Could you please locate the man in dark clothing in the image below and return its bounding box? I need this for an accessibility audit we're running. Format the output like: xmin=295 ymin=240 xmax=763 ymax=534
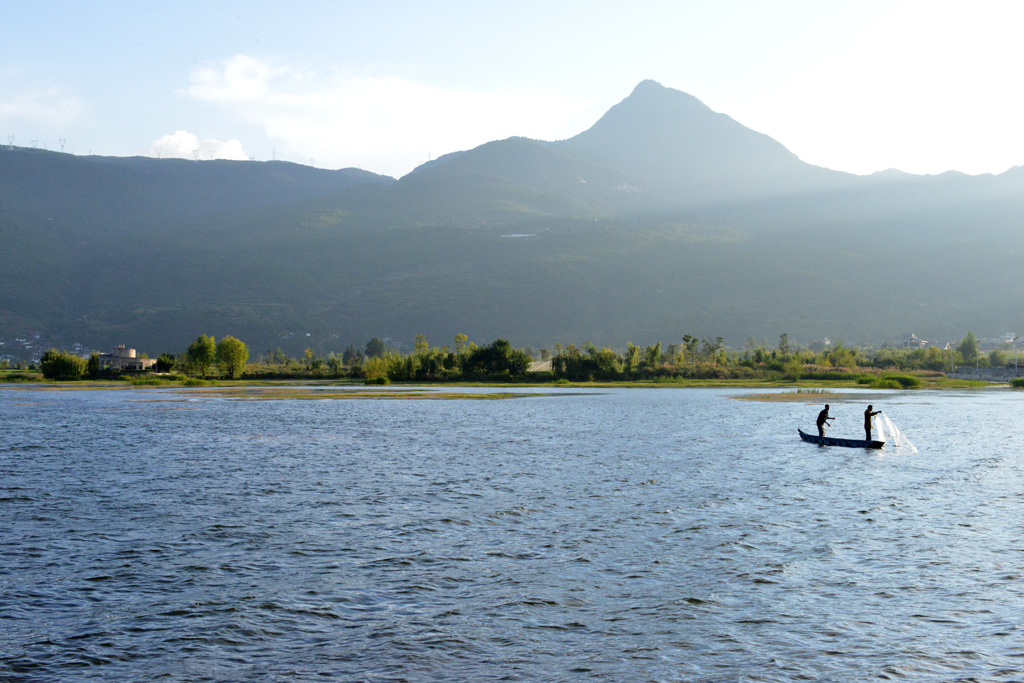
xmin=864 ymin=405 xmax=881 ymax=442
xmin=816 ymin=404 xmax=834 ymax=443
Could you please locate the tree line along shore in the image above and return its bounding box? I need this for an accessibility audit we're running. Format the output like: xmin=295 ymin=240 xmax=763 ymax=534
xmin=3 ymin=331 xmax=1022 ymax=389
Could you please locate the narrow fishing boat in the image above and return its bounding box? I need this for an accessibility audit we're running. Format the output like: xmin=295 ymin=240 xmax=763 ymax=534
xmin=798 ymin=429 xmax=885 ymax=449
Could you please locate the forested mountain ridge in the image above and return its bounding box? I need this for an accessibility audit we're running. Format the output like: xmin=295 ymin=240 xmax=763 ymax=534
xmin=1 ymin=150 xmax=393 ymax=228
xmin=2 ymin=80 xmax=1023 ymax=358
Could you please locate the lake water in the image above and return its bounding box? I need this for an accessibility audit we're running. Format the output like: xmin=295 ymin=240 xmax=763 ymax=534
xmin=2 ymin=385 xmax=1024 ymax=681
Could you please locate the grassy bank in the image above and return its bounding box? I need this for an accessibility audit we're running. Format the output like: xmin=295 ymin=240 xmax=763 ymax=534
xmin=0 ymin=369 xmax=1001 ymax=392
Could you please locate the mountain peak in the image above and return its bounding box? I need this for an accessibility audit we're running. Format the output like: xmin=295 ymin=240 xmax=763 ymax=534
xmin=624 ymin=79 xmax=710 ymax=111
xmin=568 ymin=81 xmax=728 ymax=149
xmin=558 ymin=81 xmax=832 ymax=205
xmin=631 ymin=79 xmax=666 ymax=94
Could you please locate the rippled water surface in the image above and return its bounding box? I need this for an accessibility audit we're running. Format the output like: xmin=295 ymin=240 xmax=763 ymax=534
xmin=3 ymin=385 xmax=1024 ymax=681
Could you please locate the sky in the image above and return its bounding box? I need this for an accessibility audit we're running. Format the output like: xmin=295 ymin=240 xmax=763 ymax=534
xmin=3 ymin=0 xmax=1024 ymax=179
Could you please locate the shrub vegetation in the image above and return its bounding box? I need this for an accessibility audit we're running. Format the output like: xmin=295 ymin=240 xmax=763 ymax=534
xmin=25 ymin=330 xmax=993 ymax=386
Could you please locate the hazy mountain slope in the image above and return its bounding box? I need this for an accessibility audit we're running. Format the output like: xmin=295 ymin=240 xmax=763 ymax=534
xmin=0 ymin=148 xmax=393 ymax=231
xmin=0 ymin=147 xmax=394 ymax=345
xmin=691 ymin=165 xmax=1024 ymax=246
xmin=402 ymin=80 xmax=860 ymax=217
xmin=399 ymin=136 xmax=650 ymax=217
xmin=556 ymin=80 xmax=854 ymax=207
xmin=32 ymin=214 xmax=1022 ymax=355
xmin=3 ymin=81 xmax=1024 ymax=358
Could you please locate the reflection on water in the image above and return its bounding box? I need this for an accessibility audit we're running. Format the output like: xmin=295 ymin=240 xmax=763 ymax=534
xmin=2 ymin=386 xmax=1023 ymax=681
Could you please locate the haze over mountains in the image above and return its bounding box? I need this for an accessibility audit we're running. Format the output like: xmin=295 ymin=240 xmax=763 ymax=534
xmin=2 ymin=80 xmax=1022 ymax=357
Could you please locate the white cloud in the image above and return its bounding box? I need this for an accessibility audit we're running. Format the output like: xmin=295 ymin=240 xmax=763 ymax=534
xmin=182 ymin=55 xmax=593 ymax=177
xmin=187 ymin=55 xmax=283 ymax=103
xmin=0 ymin=88 xmax=83 ymax=125
xmin=149 ymin=130 xmax=249 ymax=161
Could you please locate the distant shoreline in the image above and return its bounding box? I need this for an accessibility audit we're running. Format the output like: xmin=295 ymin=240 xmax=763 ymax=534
xmin=1 ymin=373 xmax=1006 ymax=392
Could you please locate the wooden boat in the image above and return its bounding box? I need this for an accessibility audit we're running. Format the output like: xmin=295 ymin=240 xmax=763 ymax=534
xmin=798 ymin=428 xmax=885 ymax=449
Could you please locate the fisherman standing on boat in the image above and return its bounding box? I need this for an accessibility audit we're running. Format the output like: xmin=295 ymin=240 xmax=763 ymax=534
xmin=816 ymin=404 xmax=834 ymax=441
xmin=864 ymin=405 xmax=881 ymax=442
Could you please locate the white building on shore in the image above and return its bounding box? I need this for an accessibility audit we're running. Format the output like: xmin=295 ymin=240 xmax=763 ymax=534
xmin=902 ymin=334 xmax=927 ymax=348
xmin=99 ymin=345 xmax=157 ymax=372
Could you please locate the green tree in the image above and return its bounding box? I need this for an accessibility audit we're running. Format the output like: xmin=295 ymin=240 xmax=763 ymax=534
xmin=40 ymin=348 xmax=88 ymax=380
xmin=682 ymin=335 xmax=699 ymax=366
xmin=463 ymin=339 xmax=530 ymax=378
xmin=824 ymin=342 xmax=859 ymax=369
xmin=326 ymin=352 xmax=345 ymax=375
xmin=414 ymin=334 xmax=429 ymax=355
xmin=342 ymin=345 xmax=363 ymax=366
xmin=642 ymin=342 xmax=662 ymax=371
xmin=958 ymin=331 xmax=978 ymax=363
xmin=187 ymin=334 xmax=216 ymax=378
xmin=156 ymin=353 xmax=176 ymax=373
xmin=551 ymin=344 xmax=580 ymax=379
xmin=362 ymin=355 xmax=391 ymax=382
xmin=778 ymin=333 xmax=791 ymax=360
xmin=590 ymin=346 xmax=623 ymax=378
xmin=268 ymin=348 xmax=290 ymax=365
xmin=624 ymin=342 xmax=641 ymax=374
xmin=215 ymin=336 xmax=249 ymax=379
xmin=87 ymin=353 xmax=101 ymax=378
xmin=752 ymin=346 xmax=770 ymax=364
xmin=300 ymin=348 xmax=324 ymax=374
xmin=702 ymin=336 xmax=724 ymax=363
xmin=365 ymin=337 xmax=386 ymax=358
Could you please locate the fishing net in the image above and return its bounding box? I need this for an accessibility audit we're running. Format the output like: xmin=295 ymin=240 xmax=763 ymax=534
xmin=875 ymin=413 xmax=917 ymax=452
